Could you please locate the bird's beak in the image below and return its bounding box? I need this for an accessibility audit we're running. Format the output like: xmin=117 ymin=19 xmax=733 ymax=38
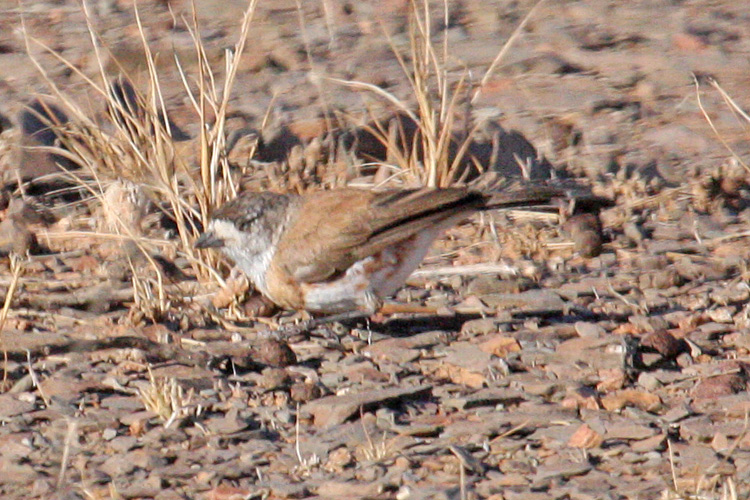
xmin=195 ymin=231 xmax=224 ymax=249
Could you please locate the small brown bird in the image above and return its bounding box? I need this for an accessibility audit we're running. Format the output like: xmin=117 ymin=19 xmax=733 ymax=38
xmin=196 ymin=185 xmax=605 ymax=315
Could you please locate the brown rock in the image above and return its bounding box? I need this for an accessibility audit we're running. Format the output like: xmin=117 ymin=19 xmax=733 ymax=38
xmin=478 ymin=335 xmax=521 ymax=357
xmin=561 ymin=385 xmax=600 ymax=410
xmin=324 ymin=446 xmax=354 ymax=473
xmin=290 ymin=381 xmax=323 ymax=403
xmin=316 ymin=481 xmax=383 ymax=498
xmin=597 ymin=368 xmax=627 ymax=392
xmin=638 ymin=269 xmax=683 ymax=290
xmin=482 ymin=289 xmax=565 ymax=314
xmin=568 ymin=423 xmax=603 ymax=449
xmin=575 ymin=321 xmax=605 ymax=338
xmin=204 ymin=407 xmax=251 ymax=435
xmin=288 ymin=117 xmax=329 ymax=141
xmin=461 ymin=318 xmax=499 ymax=335
xmin=631 ymin=434 xmax=666 ymax=453
xmin=564 ymin=212 xmax=604 ymax=257
xmin=600 ymin=390 xmax=661 ymax=413
xmin=693 ymin=374 xmax=747 ymax=400
xmin=438 ymin=342 xmax=493 ymax=388
xmin=253 ymin=339 xmax=297 ymax=367
xmin=208 ymin=485 xmax=254 ymax=500
xmin=532 ymin=460 xmax=593 ymax=488
xmin=303 ymin=385 xmax=432 ymax=428
xmin=641 ymin=330 xmax=685 ymax=359
xmin=363 ymin=331 xmax=445 ymax=363
xmin=604 ymin=423 xmax=656 ymax=441
xmin=260 ymin=367 xmax=291 ymax=389
xmin=467 ymin=275 xmax=525 ymax=295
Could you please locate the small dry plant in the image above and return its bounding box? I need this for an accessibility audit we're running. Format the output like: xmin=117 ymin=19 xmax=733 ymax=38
xmin=331 ymin=0 xmax=547 ymax=188
xmin=137 ymin=367 xmax=192 ymax=427
xmin=357 ymin=428 xmax=394 ymax=463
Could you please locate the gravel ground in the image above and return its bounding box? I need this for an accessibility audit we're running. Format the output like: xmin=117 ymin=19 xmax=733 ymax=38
xmin=1 ymin=1 xmax=750 ymax=499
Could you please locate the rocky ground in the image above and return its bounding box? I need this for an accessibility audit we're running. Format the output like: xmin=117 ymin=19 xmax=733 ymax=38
xmin=1 ymin=0 xmax=750 ymax=499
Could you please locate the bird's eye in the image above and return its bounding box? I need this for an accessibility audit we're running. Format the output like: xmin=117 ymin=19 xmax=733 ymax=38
xmin=242 ymin=213 xmax=258 ymax=227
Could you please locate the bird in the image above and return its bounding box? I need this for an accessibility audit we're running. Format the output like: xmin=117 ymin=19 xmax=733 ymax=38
xmin=195 ymin=184 xmax=608 ymax=315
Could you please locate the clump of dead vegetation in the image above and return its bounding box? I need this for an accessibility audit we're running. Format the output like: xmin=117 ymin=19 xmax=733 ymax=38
xmin=329 ymin=0 xmax=548 ymax=188
xmin=20 ymin=0 xmax=262 ymax=273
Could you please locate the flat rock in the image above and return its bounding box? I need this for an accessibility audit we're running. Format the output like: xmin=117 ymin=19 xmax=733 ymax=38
xmin=303 ymin=385 xmax=432 ymax=428
xmin=481 ymin=289 xmax=566 ymax=315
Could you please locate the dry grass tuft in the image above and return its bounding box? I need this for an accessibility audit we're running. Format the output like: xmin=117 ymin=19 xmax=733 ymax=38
xmin=138 ymin=367 xmax=192 ymax=426
xmin=330 ymin=0 xmax=547 ymax=188
xmin=19 ymin=0 xmax=260 ymax=282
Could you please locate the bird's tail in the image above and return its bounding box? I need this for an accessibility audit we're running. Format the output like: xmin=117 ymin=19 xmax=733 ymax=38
xmin=476 ymin=176 xmax=613 ymax=214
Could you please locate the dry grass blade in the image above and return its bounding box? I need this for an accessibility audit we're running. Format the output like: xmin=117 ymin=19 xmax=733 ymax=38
xmin=694 ymin=76 xmax=750 ymax=173
xmin=471 ymin=0 xmax=548 ymax=104
xmin=0 ymin=255 xmax=24 ymax=392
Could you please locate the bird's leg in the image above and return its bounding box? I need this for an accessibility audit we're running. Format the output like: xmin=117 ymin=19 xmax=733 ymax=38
xmin=262 ymin=310 xmax=370 ymax=340
xmin=256 ymin=293 xmax=382 ymax=339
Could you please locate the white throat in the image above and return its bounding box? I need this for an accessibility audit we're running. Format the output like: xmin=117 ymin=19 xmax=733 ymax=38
xmin=210 ymin=219 xmax=276 ymax=295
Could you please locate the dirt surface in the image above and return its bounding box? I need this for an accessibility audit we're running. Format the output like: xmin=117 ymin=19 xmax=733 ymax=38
xmin=2 ymin=0 xmax=750 ymax=499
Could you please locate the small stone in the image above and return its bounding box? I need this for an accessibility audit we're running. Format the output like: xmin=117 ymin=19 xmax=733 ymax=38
xmin=564 ymin=212 xmax=604 ymax=257
xmin=568 ymin=423 xmax=603 ymax=449
xmin=672 ymin=32 xmax=708 ymax=52
xmin=637 ymin=372 xmax=662 ymax=391
xmin=207 ymin=485 xmax=254 ymax=500
xmin=631 ymin=434 xmax=666 ymax=453
xmin=482 ymin=289 xmax=565 ymax=314
xmin=693 ymin=374 xmax=746 ymax=400
xmin=290 ymin=381 xmax=323 ymax=403
xmin=253 ymin=339 xmax=297 ymax=367
xmin=662 ymin=404 xmax=694 ymax=423
xmin=623 ymin=221 xmax=647 ymax=247
xmin=461 ymin=318 xmax=499 ymax=335
xmin=478 ymin=335 xmax=521 ymax=357
xmin=641 ymin=330 xmax=685 ymax=359
xmin=601 ymin=390 xmax=661 ymax=413
xmin=638 ymin=269 xmax=683 ymax=290
xmin=324 ymin=446 xmax=353 ymax=472
xmin=575 ymin=321 xmax=605 ymax=338
xmin=467 ymin=275 xmax=525 ymax=295
xmin=259 ymin=367 xmax=290 ymax=390
xmin=597 ymin=368 xmax=627 ymax=392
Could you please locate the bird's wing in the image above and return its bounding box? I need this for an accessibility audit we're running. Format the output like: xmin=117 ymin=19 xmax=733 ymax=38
xmin=274 ymin=187 xmax=483 ymax=284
